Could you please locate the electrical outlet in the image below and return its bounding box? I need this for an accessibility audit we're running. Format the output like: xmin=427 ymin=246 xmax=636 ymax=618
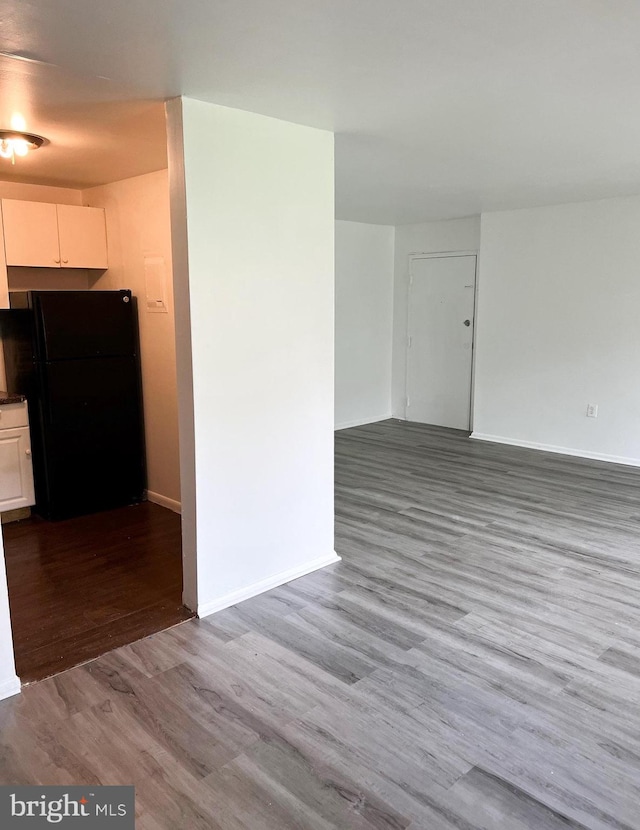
xmin=586 ymin=404 xmax=598 ymax=418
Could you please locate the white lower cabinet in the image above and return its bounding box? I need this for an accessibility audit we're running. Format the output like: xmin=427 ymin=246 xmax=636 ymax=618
xmin=0 ymin=403 xmax=35 ymax=512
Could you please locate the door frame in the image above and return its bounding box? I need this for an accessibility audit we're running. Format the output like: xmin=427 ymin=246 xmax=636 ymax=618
xmin=405 ymin=250 xmax=479 ymax=431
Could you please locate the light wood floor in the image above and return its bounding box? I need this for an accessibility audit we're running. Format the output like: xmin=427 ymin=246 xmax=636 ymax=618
xmin=2 ymin=419 xmax=640 ymax=828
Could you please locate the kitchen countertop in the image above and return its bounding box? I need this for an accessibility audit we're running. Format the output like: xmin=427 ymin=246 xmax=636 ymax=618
xmin=0 ymin=392 xmax=26 ymax=405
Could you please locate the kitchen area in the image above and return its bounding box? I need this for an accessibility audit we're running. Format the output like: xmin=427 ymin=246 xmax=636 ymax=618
xmin=0 ymin=63 xmax=190 ymax=684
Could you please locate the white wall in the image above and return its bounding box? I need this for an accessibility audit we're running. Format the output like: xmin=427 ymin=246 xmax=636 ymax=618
xmin=170 ymin=97 xmax=337 ymax=617
xmin=392 ymin=217 xmax=480 ymax=416
xmin=0 ymin=181 xmax=82 ymax=205
xmin=83 ymin=170 xmax=181 ymax=509
xmin=166 ymin=99 xmax=197 ymax=608
xmin=335 ymin=220 xmax=394 ymax=429
xmin=0 ymin=532 xmax=19 ymax=700
xmin=473 ymin=195 xmax=640 ymax=464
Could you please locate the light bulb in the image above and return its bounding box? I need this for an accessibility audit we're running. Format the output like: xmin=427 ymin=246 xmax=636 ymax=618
xmin=0 ymin=130 xmax=46 ymax=163
xmin=12 ymin=139 xmax=29 ymax=156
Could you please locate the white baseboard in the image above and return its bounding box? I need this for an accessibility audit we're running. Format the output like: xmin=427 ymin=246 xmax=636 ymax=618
xmin=146 ymin=490 xmax=182 ymax=514
xmin=470 ymin=432 xmax=640 ymax=468
xmin=198 ymin=551 xmax=341 ymax=618
xmin=335 ymin=414 xmax=391 ymax=431
xmin=0 ymin=674 xmax=21 ymax=701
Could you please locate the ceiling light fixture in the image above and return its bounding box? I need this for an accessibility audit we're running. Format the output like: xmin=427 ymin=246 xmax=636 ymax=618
xmin=0 ymin=130 xmax=47 ymax=164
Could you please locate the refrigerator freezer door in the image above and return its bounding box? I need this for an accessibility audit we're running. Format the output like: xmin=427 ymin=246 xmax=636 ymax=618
xmin=32 ymin=291 xmax=136 ymax=361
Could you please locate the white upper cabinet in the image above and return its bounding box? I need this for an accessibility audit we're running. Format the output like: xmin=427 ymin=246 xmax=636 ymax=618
xmin=57 ymin=204 xmax=108 ymax=269
xmin=1 ymin=199 xmax=108 ymax=269
xmin=2 ymin=200 xmax=60 ymax=267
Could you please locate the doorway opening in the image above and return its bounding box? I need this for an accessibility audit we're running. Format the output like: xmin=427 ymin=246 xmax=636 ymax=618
xmin=405 ymin=253 xmax=477 ymax=431
xmin=0 ymin=58 xmax=194 ymax=684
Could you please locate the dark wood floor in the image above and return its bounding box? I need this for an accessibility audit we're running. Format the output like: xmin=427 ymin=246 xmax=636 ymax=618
xmin=3 ymin=501 xmax=193 ymax=682
xmin=2 ymin=419 xmax=640 ymax=828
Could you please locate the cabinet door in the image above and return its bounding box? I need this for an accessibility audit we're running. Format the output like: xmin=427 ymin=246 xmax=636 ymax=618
xmin=57 ymin=204 xmax=108 ymax=269
xmin=0 ymin=427 xmax=35 ymax=512
xmin=2 ymin=199 xmax=61 ymax=267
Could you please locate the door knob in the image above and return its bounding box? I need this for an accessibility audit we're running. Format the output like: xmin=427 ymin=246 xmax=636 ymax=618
xmin=25 ymin=449 xmax=31 ymax=457
xmin=463 ymin=319 xmax=471 ymax=327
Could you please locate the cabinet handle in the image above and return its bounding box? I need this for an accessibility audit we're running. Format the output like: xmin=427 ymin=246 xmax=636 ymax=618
xmin=62 ymin=259 xmax=69 ymax=264
xmin=25 ymin=449 xmax=31 ymax=457
xmin=54 ymin=258 xmax=60 ymax=264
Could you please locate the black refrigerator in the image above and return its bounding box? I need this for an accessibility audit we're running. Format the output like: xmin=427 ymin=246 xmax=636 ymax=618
xmin=0 ymin=290 xmax=145 ymax=520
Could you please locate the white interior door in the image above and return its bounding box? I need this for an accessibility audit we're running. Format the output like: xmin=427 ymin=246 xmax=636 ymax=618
xmin=406 ymin=255 xmax=476 ymax=430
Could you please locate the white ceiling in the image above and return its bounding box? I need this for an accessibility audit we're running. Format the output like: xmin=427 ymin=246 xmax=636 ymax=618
xmin=1 ymin=0 xmax=640 ymax=222
xmin=0 ymin=54 xmax=167 ymax=190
